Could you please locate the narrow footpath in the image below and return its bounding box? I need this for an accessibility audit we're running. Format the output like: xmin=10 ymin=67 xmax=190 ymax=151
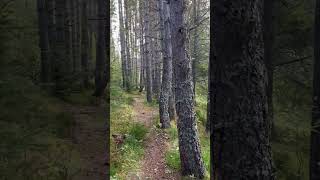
xmin=130 ymin=96 xmax=180 ymax=180
xmin=65 ymin=103 xmax=108 ymax=180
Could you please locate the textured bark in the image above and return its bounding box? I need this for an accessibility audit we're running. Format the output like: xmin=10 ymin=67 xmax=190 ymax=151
xmin=144 ymin=0 xmax=153 ymax=102
xmin=37 ymin=0 xmax=50 ymax=84
xmin=168 ymin=86 xmax=176 ymax=120
xmin=159 ymin=0 xmax=172 ymax=129
xmin=139 ymin=0 xmax=145 ymax=92
xmin=154 ymin=32 xmax=162 ymax=99
xmin=151 ymin=37 xmax=160 ymax=98
xmin=310 ymin=0 xmax=320 ymax=179
xmin=134 ymin=7 xmax=139 ymax=89
xmin=71 ymin=0 xmax=77 ymax=74
xmin=93 ymin=0 xmax=108 ymax=97
xmin=118 ymin=0 xmax=127 ymax=89
xmin=210 ymin=1 xmax=275 ymax=179
xmin=47 ymin=0 xmax=55 ymax=82
xmin=65 ymin=0 xmax=73 ymax=77
xmin=170 ymin=0 xmax=205 ymax=178
xmin=54 ymin=0 xmax=68 ymax=95
xmin=191 ymin=0 xmax=200 ymax=96
xmin=75 ymin=0 xmax=82 ymax=76
xmin=81 ymin=1 xmax=90 ymax=88
xmin=150 ymin=4 xmax=161 ymax=98
xmin=124 ymin=0 xmax=132 ymax=90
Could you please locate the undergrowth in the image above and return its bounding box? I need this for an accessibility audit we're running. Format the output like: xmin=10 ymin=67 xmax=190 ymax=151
xmin=0 ymin=76 xmax=82 ymax=180
xmin=163 ymin=84 xmax=210 ymax=179
xmin=110 ymin=84 xmax=148 ymax=179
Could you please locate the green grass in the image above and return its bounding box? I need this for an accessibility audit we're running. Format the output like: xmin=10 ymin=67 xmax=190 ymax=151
xmin=63 ymin=90 xmax=96 ymax=105
xmin=110 ymin=123 xmax=148 ymax=179
xmin=165 ymin=148 xmax=181 ymax=170
xmin=158 ymin=84 xmax=210 ymax=179
xmin=0 ymin=76 xmax=82 ymax=180
xmin=271 ymin=72 xmax=311 ymax=180
xmin=143 ymin=98 xmax=159 ymax=108
xmin=164 ymin=121 xmax=210 ymax=179
xmin=129 ymin=123 xmax=148 ymax=141
xmin=110 ymin=83 xmax=149 ymax=179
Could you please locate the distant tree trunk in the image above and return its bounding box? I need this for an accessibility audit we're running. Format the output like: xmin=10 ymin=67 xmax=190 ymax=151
xmin=65 ymin=0 xmax=73 ymax=79
xmin=124 ymin=0 xmax=132 ymax=90
xmin=54 ymin=0 xmax=68 ymax=95
xmin=47 ymin=0 xmax=55 ymax=83
xmin=93 ymin=0 xmax=108 ymax=97
xmin=71 ymin=0 xmax=77 ymax=74
xmin=154 ymin=32 xmax=162 ymax=99
xmin=139 ymin=57 xmax=145 ymax=92
xmin=310 ymin=0 xmax=320 ymax=179
xmin=151 ymin=37 xmax=160 ymax=98
xmin=75 ymin=0 xmax=82 ymax=78
xmin=170 ymin=0 xmax=205 ymax=178
xmin=159 ymin=0 xmax=172 ymax=129
xmin=210 ymin=1 xmax=275 ymax=179
xmin=37 ymin=0 xmax=50 ymax=84
xmin=150 ymin=1 xmax=162 ymax=99
xmin=191 ymin=0 xmax=200 ymax=97
xmin=139 ymin=1 xmax=145 ymax=92
xmin=134 ymin=8 xmax=139 ymax=89
xmin=81 ymin=1 xmax=90 ymax=88
xmin=144 ymin=0 xmax=152 ymax=102
xmin=118 ymin=0 xmax=127 ymax=89
xmin=168 ymin=86 xmax=176 ymax=120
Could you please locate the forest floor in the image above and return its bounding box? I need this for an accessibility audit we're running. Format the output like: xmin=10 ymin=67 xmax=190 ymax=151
xmin=64 ymin=101 xmax=108 ymax=180
xmin=130 ymin=96 xmax=180 ymax=179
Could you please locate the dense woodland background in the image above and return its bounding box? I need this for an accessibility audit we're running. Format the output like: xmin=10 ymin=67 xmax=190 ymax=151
xmin=0 ymin=0 xmax=318 ymax=179
xmin=0 ymin=0 xmax=109 ymax=179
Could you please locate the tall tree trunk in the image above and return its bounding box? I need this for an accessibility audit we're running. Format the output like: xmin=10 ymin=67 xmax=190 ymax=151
xmin=124 ymin=0 xmax=132 ymax=90
xmin=93 ymin=0 xmax=108 ymax=97
xmin=135 ymin=5 xmax=139 ymax=89
xmin=54 ymin=0 xmax=68 ymax=95
xmin=47 ymin=0 xmax=55 ymax=83
xmin=139 ymin=0 xmax=145 ymax=92
xmin=310 ymin=0 xmax=320 ymax=179
xmin=159 ymin=0 xmax=172 ymax=129
xmin=170 ymin=0 xmax=205 ymax=178
xmin=154 ymin=31 xmax=162 ymax=99
xmin=191 ymin=0 xmax=200 ymax=97
xmin=81 ymin=1 xmax=90 ymax=88
xmin=75 ymin=0 xmax=82 ymax=77
xmin=210 ymin=1 xmax=275 ymax=179
xmin=145 ymin=0 xmax=152 ymax=102
xmin=37 ymin=0 xmax=50 ymax=84
xmin=65 ymin=0 xmax=73 ymax=80
xmin=118 ymin=0 xmax=127 ymax=89
xmin=71 ymin=0 xmax=76 ymax=74
xmin=168 ymin=86 xmax=176 ymax=120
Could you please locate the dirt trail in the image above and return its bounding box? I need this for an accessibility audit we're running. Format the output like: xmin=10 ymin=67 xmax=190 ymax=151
xmin=65 ymin=103 xmax=108 ymax=180
xmin=130 ymin=96 xmax=180 ymax=180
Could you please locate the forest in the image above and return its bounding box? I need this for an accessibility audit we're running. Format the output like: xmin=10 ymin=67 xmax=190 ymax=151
xmin=0 ymin=0 xmax=319 ymax=179
xmin=0 ymin=0 xmax=109 ymax=179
